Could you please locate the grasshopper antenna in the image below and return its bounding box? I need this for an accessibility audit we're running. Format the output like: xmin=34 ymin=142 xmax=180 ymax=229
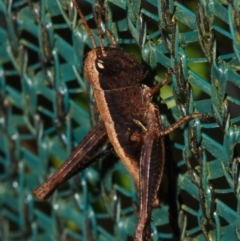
xmin=103 ymin=0 xmax=117 ymax=47
xmin=72 ymin=0 xmax=97 ymax=49
xmin=96 ymin=1 xmax=106 ymax=55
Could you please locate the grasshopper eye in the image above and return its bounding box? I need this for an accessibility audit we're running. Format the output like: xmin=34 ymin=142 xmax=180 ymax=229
xmin=95 ymin=58 xmax=122 ymax=77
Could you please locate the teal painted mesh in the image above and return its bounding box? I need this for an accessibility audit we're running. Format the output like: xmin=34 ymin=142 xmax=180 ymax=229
xmin=1 ymin=0 xmax=240 ymax=240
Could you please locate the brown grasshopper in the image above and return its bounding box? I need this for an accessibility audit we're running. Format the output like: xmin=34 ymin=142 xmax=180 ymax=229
xmin=34 ymin=0 xmax=203 ymax=240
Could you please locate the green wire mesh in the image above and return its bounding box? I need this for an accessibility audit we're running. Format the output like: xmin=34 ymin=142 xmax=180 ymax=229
xmin=1 ymin=0 xmax=240 ymax=240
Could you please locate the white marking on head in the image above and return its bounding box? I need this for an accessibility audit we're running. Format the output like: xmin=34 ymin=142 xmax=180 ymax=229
xmin=97 ymin=61 xmax=104 ymax=69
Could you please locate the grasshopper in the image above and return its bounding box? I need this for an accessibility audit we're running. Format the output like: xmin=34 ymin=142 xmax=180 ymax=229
xmin=34 ymin=1 xmax=203 ymax=240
